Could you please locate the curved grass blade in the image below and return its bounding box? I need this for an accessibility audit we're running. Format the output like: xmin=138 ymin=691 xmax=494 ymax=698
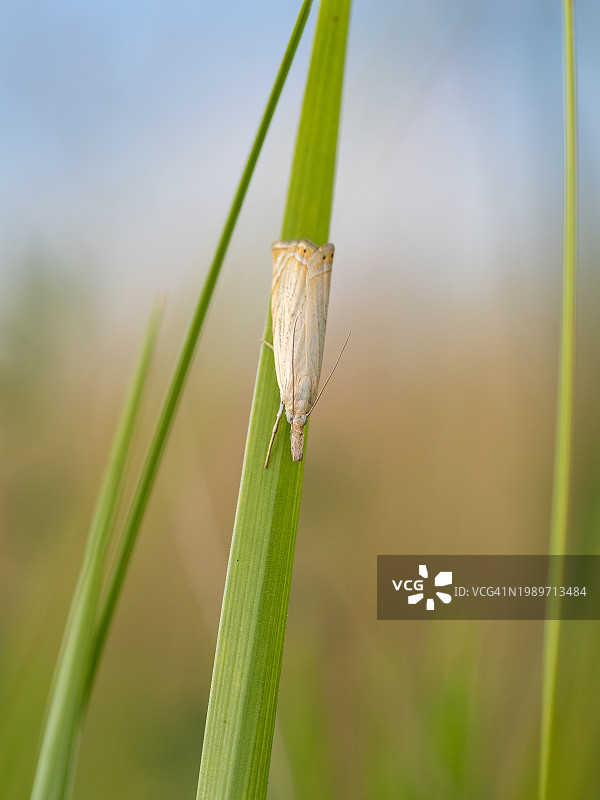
xmin=88 ymin=0 xmax=314 ymax=686
xmin=197 ymin=2 xmax=351 ymax=798
xmin=30 ymin=299 xmax=164 ymax=800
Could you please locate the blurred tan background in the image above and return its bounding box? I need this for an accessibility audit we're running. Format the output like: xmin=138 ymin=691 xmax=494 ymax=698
xmin=2 ymin=1 xmax=600 ymax=798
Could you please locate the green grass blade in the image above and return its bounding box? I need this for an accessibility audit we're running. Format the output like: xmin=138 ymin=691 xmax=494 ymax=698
xmin=196 ymin=2 xmax=351 ymax=798
xmin=88 ymin=0 xmax=314 ymax=684
xmin=538 ymin=2 xmax=577 ymax=799
xmin=29 ymin=299 xmax=164 ymax=800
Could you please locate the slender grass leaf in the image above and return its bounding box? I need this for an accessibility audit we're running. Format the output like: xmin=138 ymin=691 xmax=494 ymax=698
xmin=197 ymin=2 xmax=351 ymax=798
xmin=30 ymin=299 xmax=164 ymax=800
xmin=539 ymin=3 xmax=577 ymax=799
xmin=88 ymin=0 xmax=314 ymax=685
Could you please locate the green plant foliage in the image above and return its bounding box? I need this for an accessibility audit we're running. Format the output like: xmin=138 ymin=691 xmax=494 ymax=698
xmin=29 ymin=300 xmax=164 ymax=800
xmin=539 ymin=2 xmax=578 ymax=799
xmin=29 ymin=4 xmax=314 ymax=798
xmin=197 ymin=2 xmax=351 ymax=798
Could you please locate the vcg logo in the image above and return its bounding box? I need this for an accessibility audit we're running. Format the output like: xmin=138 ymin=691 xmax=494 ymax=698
xmin=392 ymin=564 xmax=453 ymax=611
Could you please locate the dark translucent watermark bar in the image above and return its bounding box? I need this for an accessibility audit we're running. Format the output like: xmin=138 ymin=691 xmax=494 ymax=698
xmin=377 ymin=556 xmax=600 ymax=620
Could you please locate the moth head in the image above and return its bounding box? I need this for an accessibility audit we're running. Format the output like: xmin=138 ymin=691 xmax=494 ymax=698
xmin=293 ymin=239 xmax=318 ymax=264
xmin=318 ymin=243 xmax=335 ymax=268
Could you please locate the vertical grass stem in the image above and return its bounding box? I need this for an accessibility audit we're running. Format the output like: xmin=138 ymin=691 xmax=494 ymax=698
xmin=538 ymin=3 xmax=577 ymax=798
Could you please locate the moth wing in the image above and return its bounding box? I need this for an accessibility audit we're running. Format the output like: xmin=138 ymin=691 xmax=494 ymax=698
xmin=270 ymin=240 xmax=317 ymax=407
xmin=305 ymin=242 xmax=334 ymax=398
xmin=271 ymin=240 xmax=314 ymax=326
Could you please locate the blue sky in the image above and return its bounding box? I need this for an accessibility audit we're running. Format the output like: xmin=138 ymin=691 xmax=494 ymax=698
xmin=1 ymin=1 xmax=598 ymax=329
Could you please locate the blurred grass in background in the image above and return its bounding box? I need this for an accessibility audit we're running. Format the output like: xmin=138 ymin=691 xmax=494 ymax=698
xmin=1 ymin=1 xmax=600 ymax=799
xmin=2 ymin=242 xmax=599 ymax=799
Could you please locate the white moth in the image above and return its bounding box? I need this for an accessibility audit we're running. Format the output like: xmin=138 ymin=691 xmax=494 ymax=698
xmin=264 ymin=238 xmax=334 ymax=467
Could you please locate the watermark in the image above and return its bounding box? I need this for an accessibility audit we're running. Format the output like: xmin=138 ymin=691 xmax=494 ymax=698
xmin=377 ymin=556 xmax=600 ymax=620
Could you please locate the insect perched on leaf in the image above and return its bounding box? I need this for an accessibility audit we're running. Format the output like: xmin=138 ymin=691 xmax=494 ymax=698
xmin=264 ymin=239 xmax=335 ymax=467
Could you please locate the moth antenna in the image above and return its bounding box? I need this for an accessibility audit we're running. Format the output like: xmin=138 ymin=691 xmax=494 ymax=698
xmin=307 ymin=330 xmax=351 ymax=417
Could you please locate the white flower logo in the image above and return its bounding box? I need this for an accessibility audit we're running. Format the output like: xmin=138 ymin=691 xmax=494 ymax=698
xmin=407 ymin=564 xmax=453 ymax=610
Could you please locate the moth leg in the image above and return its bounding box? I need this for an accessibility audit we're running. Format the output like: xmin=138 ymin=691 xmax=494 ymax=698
xmin=264 ymin=402 xmax=284 ymax=468
xmin=260 ymin=338 xmax=274 ymax=352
